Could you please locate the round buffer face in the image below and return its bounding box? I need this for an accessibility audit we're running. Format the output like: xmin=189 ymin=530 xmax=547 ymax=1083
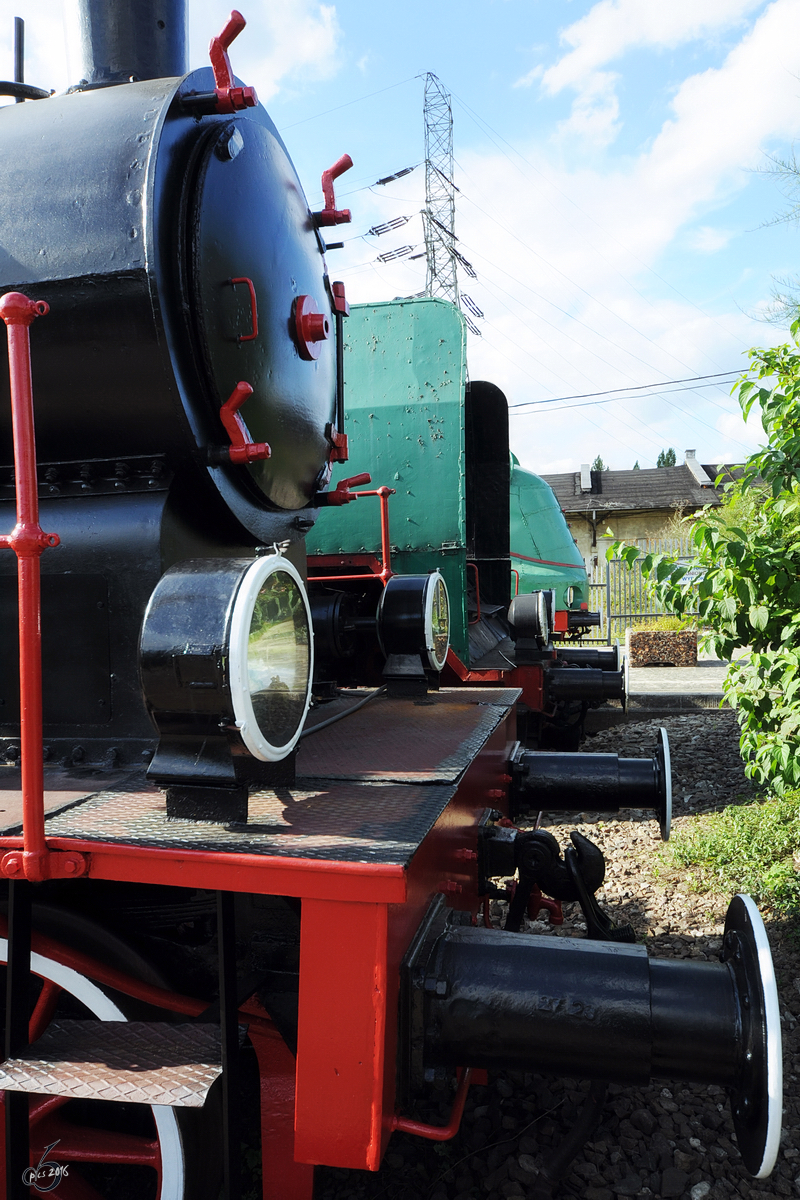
xmin=229 ymin=555 xmax=314 ymax=760
xmin=425 ymin=572 xmax=450 ymax=671
xmin=377 ymin=572 xmax=451 ymax=671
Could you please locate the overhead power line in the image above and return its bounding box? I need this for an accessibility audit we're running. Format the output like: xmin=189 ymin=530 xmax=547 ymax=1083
xmin=508 ymin=371 xmax=743 ymax=409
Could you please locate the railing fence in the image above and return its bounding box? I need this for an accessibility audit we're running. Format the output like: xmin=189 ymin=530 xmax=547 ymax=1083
xmin=581 ymin=537 xmax=698 ymax=645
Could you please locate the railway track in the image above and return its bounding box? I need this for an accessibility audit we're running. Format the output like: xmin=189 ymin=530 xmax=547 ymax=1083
xmin=317 ymin=713 xmax=799 ymax=1200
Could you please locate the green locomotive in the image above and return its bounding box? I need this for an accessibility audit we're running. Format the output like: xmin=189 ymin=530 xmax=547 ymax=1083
xmin=307 ymin=296 xmax=599 ymax=670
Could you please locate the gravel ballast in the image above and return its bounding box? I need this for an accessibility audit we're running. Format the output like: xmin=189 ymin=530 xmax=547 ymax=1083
xmin=317 ymin=713 xmax=799 ymax=1200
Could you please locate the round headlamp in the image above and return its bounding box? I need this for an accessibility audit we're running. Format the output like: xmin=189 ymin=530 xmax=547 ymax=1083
xmin=140 ymin=555 xmax=313 ymax=763
xmin=377 ymin=572 xmax=450 ymax=671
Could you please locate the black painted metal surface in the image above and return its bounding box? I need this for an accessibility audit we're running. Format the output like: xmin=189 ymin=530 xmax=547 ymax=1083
xmin=556 ymin=646 xmax=619 ymax=671
xmin=417 ymin=925 xmax=739 ymax=1086
xmin=546 ymin=666 xmax=625 ymax=701
xmin=0 ymin=68 xmax=333 ymax=541
xmin=71 ymin=0 xmax=187 ymax=86
xmin=515 ymin=749 xmax=659 ymax=812
xmin=39 ymin=777 xmax=459 ymax=864
xmin=465 ymin=381 xmax=510 ymax=610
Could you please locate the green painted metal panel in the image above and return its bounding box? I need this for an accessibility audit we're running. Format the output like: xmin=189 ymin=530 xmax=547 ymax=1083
xmin=509 ymin=458 xmax=589 ymax=609
xmin=308 ymin=298 xmax=467 ymax=553
xmin=307 ymin=298 xmax=470 ymax=659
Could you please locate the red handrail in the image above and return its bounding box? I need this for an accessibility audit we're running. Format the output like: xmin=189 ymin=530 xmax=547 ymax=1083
xmin=309 ymin=485 xmax=396 ymax=584
xmin=0 ymin=293 xmax=59 ymax=883
xmin=0 ymin=295 xmax=87 ymax=884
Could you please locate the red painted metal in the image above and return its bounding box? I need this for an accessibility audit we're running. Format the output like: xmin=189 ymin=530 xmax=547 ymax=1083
xmin=511 ymin=567 xmax=520 ymax=596
xmin=467 ymin=562 xmax=481 ymax=625
xmin=209 ymin=10 xmax=258 ymax=113
xmin=309 ymin=485 xmax=396 ymax=583
xmin=328 ymin=427 xmax=349 ymax=463
xmin=552 ymin=610 xmax=569 ymax=633
xmin=229 ymin=276 xmax=259 ymax=342
xmin=0 ymin=836 xmax=410 ymax=903
xmin=331 ymin=280 xmax=350 ymax=316
xmin=529 ymin=886 xmax=564 ymax=926
xmin=28 ymin=978 xmax=62 ymax=1043
xmin=0 ymin=1091 xmax=163 ymax=1184
xmin=313 ymin=155 xmax=353 ymax=227
xmin=320 ymin=472 xmax=371 ymax=506
xmin=442 ymin=648 xmax=505 ymax=685
xmin=219 ymin=381 xmax=270 ymax=465
xmin=294 ymin=295 xmax=330 ymax=360
xmin=511 ymin=551 xmax=586 ymax=571
xmin=441 ymin=648 xmax=555 ymax=715
xmin=0 ymin=291 xmax=84 ymax=886
xmin=295 ymin=899 xmax=389 ymax=1170
xmin=241 ymin=994 xmax=315 ymax=1200
xmin=390 ymin=1068 xmax=473 ymax=1140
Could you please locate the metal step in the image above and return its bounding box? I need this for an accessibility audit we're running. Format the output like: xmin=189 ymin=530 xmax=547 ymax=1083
xmin=0 ymin=1020 xmax=226 ymax=1107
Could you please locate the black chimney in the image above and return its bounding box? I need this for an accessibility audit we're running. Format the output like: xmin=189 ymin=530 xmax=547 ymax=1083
xmin=73 ymin=0 xmax=187 ymax=86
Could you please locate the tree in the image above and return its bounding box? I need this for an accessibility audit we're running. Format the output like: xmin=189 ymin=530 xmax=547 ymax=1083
xmin=755 ymin=151 xmax=800 ymax=324
xmin=591 ymin=455 xmax=609 ymax=471
xmin=656 ymin=448 xmax=676 ymax=467
xmin=610 ymin=322 xmax=800 ymax=792
xmin=633 ymin=460 xmax=640 ymax=470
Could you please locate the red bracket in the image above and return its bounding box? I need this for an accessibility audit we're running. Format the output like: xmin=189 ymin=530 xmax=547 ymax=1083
xmin=215 ymin=381 xmax=270 ymax=466
xmin=209 ymin=10 xmax=258 ymax=114
xmin=1 ymin=849 xmax=88 ymax=881
xmin=320 ymin=472 xmax=372 ymax=506
xmin=327 ymin=424 xmax=349 ymax=463
xmin=228 ymin=277 xmax=258 ymax=342
xmin=331 ymin=280 xmax=349 ymax=316
xmin=313 ymin=155 xmax=353 ymax=227
xmin=390 ymin=1068 xmax=485 ymax=1140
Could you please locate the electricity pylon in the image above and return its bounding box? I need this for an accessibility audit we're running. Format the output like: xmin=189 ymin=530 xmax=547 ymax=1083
xmin=423 ymin=73 xmax=459 ymax=307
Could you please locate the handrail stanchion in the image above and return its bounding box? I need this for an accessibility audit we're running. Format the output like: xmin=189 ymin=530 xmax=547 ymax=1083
xmin=0 ymin=292 xmax=58 ymax=884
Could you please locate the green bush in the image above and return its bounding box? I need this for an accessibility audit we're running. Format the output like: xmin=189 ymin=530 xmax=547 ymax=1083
xmin=608 ymin=321 xmax=800 ymax=792
xmin=670 ymin=793 xmax=800 ymax=912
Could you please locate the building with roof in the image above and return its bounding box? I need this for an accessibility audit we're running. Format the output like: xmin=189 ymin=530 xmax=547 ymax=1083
xmin=541 ymin=451 xmax=735 ymax=569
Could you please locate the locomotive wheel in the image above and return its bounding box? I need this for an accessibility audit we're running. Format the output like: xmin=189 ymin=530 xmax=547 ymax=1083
xmin=0 ymin=906 xmax=222 ymax=1200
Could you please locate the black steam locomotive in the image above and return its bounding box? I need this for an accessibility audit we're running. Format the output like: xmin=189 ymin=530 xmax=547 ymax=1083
xmin=0 ymin=5 xmax=782 ymax=1200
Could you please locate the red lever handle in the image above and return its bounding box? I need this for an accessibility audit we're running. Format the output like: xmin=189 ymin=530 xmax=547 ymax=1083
xmin=219 ymin=9 xmax=246 ymax=52
xmin=323 ymin=472 xmax=372 ymax=506
xmin=209 ymin=10 xmax=258 ymax=114
xmin=218 ymin=382 xmax=270 ymax=465
xmin=314 ymin=154 xmax=353 ymax=227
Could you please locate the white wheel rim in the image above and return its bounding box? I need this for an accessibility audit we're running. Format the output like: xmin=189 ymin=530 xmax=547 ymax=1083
xmin=737 ymin=895 xmax=783 ymax=1178
xmin=0 ymin=938 xmax=185 ymax=1200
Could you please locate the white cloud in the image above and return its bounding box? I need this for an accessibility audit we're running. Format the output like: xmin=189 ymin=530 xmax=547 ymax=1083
xmin=688 ymin=226 xmax=735 ymax=253
xmin=555 ymin=70 xmax=620 ymax=147
xmin=541 ymin=0 xmax=766 ymax=95
xmin=537 ymin=0 xmax=767 ymax=146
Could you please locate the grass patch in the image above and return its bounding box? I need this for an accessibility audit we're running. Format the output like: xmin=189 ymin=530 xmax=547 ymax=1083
xmin=670 ymin=792 xmax=800 ymax=913
xmin=628 ymin=615 xmax=696 ymax=633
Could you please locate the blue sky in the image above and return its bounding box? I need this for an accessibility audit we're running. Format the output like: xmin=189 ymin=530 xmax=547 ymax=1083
xmin=5 ymin=0 xmax=800 ymax=472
